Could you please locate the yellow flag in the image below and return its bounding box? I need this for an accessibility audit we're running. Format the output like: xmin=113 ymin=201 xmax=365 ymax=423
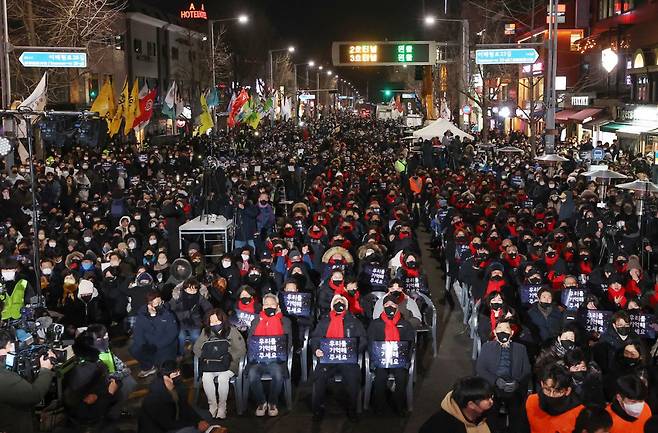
xmin=108 ymin=79 xmax=128 ymax=137
xmin=198 ymin=92 xmax=214 ymax=135
xmin=90 ymin=80 xmax=116 ymax=128
xmin=124 ymin=79 xmax=141 ymax=135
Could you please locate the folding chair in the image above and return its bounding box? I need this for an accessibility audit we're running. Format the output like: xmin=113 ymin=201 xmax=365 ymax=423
xmin=193 ymin=354 xmax=247 ymax=415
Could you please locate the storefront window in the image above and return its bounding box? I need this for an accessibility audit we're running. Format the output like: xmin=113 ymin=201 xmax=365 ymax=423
xmin=599 ymin=0 xmax=636 ymax=19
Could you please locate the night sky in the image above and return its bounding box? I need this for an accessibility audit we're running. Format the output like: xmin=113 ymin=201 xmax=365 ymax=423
xmin=145 ymin=0 xmax=462 ymax=98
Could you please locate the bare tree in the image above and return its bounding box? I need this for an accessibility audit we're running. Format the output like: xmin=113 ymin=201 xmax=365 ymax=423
xmin=273 ymin=52 xmax=294 ymax=97
xmin=7 ymin=0 xmax=127 ymax=102
xmin=205 ymin=24 xmax=233 ymax=86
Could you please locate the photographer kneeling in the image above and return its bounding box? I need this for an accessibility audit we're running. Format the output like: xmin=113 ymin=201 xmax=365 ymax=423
xmin=0 ymin=329 xmax=55 ymax=433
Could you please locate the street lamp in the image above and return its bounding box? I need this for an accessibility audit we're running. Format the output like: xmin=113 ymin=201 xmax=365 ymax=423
xmin=268 ymin=46 xmax=296 ymax=93
xmin=208 ymin=14 xmax=250 ymax=88
xmin=308 ymin=60 xmax=315 ymax=67
xmin=327 ymin=70 xmax=332 ymax=76
xmin=424 ymin=15 xmax=436 ymax=26
xmin=602 ymin=48 xmax=618 ymax=73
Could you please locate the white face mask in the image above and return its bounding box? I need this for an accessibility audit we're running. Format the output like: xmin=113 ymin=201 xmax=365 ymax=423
xmin=42 ymin=267 xmax=53 ymax=276
xmin=622 ymin=400 xmax=645 ymax=418
xmin=241 ymin=254 xmax=250 ymax=261
xmin=2 ymin=271 xmax=15 ymax=281
xmin=83 ymin=237 xmax=92 ymax=243
xmin=128 ymin=242 xmax=136 ymax=250
xmin=149 ymin=239 xmax=157 ymax=245
xmin=48 ymin=241 xmax=56 ymax=248
xmin=222 ymin=260 xmax=231 ymax=269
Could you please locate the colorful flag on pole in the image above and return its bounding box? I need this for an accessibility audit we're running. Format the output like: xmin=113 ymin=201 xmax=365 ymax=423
xmin=16 ymin=72 xmax=48 ymax=139
xmin=206 ymin=87 xmax=219 ymax=108
xmin=227 ymin=89 xmax=249 ymax=128
xmin=162 ymin=81 xmax=177 ymax=119
xmin=124 ymin=79 xmax=141 ymax=134
xmin=133 ymin=86 xmax=157 ymax=131
xmin=197 ymin=92 xmax=214 ymax=135
xmin=108 ymin=78 xmax=128 ymax=137
xmin=90 ymin=80 xmax=116 ymax=128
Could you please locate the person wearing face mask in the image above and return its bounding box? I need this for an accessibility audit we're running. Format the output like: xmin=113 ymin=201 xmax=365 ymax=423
xmin=192 ymin=308 xmax=246 ymax=419
xmin=256 ymin=193 xmax=275 ymax=242
xmin=233 ymin=196 xmax=259 ymax=252
xmin=0 ymin=258 xmax=34 ymax=320
xmin=396 ymin=251 xmax=429 ymax=295
xmin=130 ymin=291 xmax=179 ymax=378
xmin=419 ymin=376 xmax=494 ymax=433
xmin=61 ymin=278 xmax=109 ymax=329
xmin=522 ymin=363 xmax=584 ymax=433
xmin=169 ymin=278 xmax=213 ymax=357
xmin=606 ymin=374 xmax=652 ymax=433
xmin=563 ymin=348 xmax=605 ymax=406
xmin=40 ymin=257 xmax=63 ymax=307
xmin=372 ymin=280 xmax=423 ymax=329
xmin=366 ymin=295 xmax=416 ymax=414
xmin=139 ymin=360 xmax=209 ymax=433
xmin=604 ymin=342 xmax=648 ymax=402
xmin=476 ymin=320 xmax=531 ymax=433
xmin=79 ymin=228 xmax=102 ymax=257
xmin=310 ymin=295 xmax=368 ymax=421
xmin=0 ymin=330 xmax=55 ymax=433
xmin=246 ymin=294 xmax=292 ymax=417
xmin=538 ymin=324 xmax=582 ymax=367
xmin=594 ymin=311 xmax=642 ymax=374
xmin=217 ymin=254 xmax=241 ymax=296
xmin=528 ymin=288 xmax=564 ymax=343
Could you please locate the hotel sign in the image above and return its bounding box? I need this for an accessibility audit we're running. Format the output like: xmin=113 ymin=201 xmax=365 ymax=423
xmin=180 ymin=2 xmax=207 ymax=20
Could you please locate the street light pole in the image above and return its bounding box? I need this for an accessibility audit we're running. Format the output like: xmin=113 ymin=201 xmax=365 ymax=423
xmin=544 ymin=0 xmax=558 ymax=153
xmin=209 ymin=21 xmax=216 ymax=90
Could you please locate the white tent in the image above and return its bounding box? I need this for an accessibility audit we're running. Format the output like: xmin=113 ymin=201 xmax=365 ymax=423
xmin=412 ymin=118 xmax=474 ymax=141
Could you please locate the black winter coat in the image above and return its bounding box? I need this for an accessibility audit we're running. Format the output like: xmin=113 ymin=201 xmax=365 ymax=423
xmin=138 ymin=378 xmax=201 ymax=433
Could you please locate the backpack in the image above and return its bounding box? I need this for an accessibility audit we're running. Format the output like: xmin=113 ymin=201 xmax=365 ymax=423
xmin=200 ymin=338 xmax=231 ymax=373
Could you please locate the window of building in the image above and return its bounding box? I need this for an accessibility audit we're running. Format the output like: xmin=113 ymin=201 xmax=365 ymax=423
xmin=598 ymin=0 xmax=637 ymax=19
xmin=114 ymin=35 xmax=124 ymax=51
xmin=134 ymin=38 xmax=142 ymax=54
xmin=569 ymin=31 xmax=583 ymax=51
xmin=147 ymin=41 xmax=156 ymax=57
xmin=171 ymin=47 xmax=179 ymax=60
xmin=636 ymin=75 xmax=649 ymax=102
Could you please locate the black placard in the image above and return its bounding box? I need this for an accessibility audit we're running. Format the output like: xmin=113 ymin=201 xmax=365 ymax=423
xmin=281 ymin=292 xmax=312 ymax=317
xmin=230 ymin=311 xmax=256 ymax=329
xmin=581 ymin=310 xmax=612 ymax=334
xmin=629 ymin=312 xmax=656 ymax=339
xmin=561 ymin=288 xmax=587 ymax=311
xmin=319 ymin=338 xmax=358 ymax=364
xmin=247 ymin=335 xmax=288 ymax=363
xmin=520 ymin=284 xmax=543 ymax=304
xmin=370 ymin=341 xmax=411 ymax=369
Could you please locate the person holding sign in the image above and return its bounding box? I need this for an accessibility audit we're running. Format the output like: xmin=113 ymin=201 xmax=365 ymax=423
xmin=246 ymin=293 xmax=292 ymax=417
xmin=366 ymin=295 xmax=415 ymax=414
xmin=192 ymin=308 xmax=246 ymax=419
xmin=310 ymin=294 xmax=367 ymax=421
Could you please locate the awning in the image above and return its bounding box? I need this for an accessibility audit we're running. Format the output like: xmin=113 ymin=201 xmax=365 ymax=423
xmin=570 ymin=108 xmax=603 ymax=124
xmin=600 ymin=122 xmax=656 ymax=136
xmin=583 ymin=116 xmax=611 ymax=129
xmin=555 ymin=110 xmax=578 ymax=123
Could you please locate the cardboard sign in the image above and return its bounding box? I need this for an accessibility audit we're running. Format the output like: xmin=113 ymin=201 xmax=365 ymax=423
xmin=561 ymin=288 xmax=587 ymax=311
xmin=629 ymin=312 xmax=656 ymax=339
xmin=230 ymin=311 xmax=256 ymax=329
xmin=247 ymin=335 xmax=288 ymax=363
xmin=281 ymin=292 xmax=312 ymax=317
xmin=581 ymin=309 xmax=612 ymax=334
xmin=319 ymin=338 xmax=358 ymax=364
xmin=370 ymin=341 xmax=411 ymax=369
xmin=520 ymin=284 xmax=543 ymax=304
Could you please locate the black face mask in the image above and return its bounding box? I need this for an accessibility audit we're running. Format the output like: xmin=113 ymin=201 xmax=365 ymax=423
xmin=264 ymin=307 xmax=277 ymax=317
xmin=248 ymin=274 xmax=261 ymax=283
xmin=211 ymin=324 xmax=223 ymax=333
xmin=616 ymin=326 xmax=631 ymax=337
xmin=490 ymin=302 xmax=503 ymax=311
xmin=384 ymin=306 xmax=397 ymax=318
xmin=560 ymin=339 xmax=575 ymax=351
xmin=406 ymin=261 xmax=417 ymax=268
xmin=259 ymin=200 xmax=268 ymax=205
xmin=571 ymin=371 xmax=586 ymax=383
xmin=620 ymin=356 xmax=639 ymax=369
xmin=496 ymin=331 xmax=511 ymax=344
xmin=508 ymin=253 xmax=517 ymax=259
xmin=80 ymin=294 xmax=93 ymax=303
xmin=538 ymin=392 xmax=571 ymax=415
xmin=333 ymin=302 xmax=346 ymax=313
xmin=332 ymin=279 xmax=343 ymax=286
xmin=529 ymin=276 xmax=542 ymax=284
xmin=240 ymin=297 xmax=252 ymax=305
xmin=490 ymin=275 xmax=503 ymax=282
xmin=390 ymin=291 xmax=402 ymax=301
xmin=539 ymin=301 xmax=552 ymax=310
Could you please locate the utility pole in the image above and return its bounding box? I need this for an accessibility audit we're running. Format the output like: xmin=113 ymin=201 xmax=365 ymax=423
xmin=544 ymin=0 xmax=558 ymax=153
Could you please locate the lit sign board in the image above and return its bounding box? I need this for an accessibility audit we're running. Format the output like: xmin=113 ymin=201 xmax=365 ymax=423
xmin=180 ymin=2 xmax=207 ymax=20
xmin=332 ymin=41 xmax=436 ymax=66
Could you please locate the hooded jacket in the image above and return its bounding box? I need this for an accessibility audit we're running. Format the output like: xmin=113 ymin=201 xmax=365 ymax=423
xmin=418 ymin=391 xmax=491 ymax=433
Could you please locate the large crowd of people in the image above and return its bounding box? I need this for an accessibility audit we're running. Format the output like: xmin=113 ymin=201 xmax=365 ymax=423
xmin=0 ymin=112 xmax=657 ymax=433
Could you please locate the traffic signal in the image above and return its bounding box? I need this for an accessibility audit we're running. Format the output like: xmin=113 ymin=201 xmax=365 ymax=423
xmin=89 ymin=79 xmax=99 ymax=102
